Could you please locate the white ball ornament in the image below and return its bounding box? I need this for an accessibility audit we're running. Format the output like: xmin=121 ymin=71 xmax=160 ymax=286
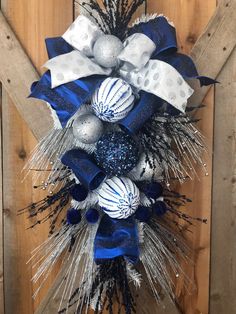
xmin=72 ymin=113 xmax=104 ymax=144
xmin=92 ymin=78 xmax=135 ymax=123
xmin=98 ymin=177 xmax=140 ymax=219
xmin=93 ymin=35 xmax=123 ymax=68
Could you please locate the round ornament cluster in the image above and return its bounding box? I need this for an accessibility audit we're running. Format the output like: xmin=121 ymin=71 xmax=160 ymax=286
xmin=98 ymin=176 xmax=140 ymax=219
xmin=72 ymin=113 xmax=104 ymax=144
xmin=92 ymin=77 xmax=135 ymax=123
xmin=94 ymin=131 xmax=139 ymax=176
xmin=93 ymin=35 xmax=123 ymax=68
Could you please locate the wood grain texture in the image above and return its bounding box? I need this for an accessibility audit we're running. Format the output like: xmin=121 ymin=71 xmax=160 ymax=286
xmin=210 ymin=47 xmax=236 ymax=314
xmin=0 ymin=1 xmax=73 ymax=314
xmin=0 ymin=83 xmax=4 ymax=314
xmin=146 ymin=2 xmax=215 ymax=314
xmin=0 ymin=10 xmax=53 ymax=140
xmin=190 ymin=0 xmax=236 ymax=106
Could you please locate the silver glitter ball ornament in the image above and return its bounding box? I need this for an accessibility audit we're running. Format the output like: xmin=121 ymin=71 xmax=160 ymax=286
xmin=93 ymin=35 xmax=123 ymax=68
xmin=98 ymin=176 xmax=140 ymax=219
xmin=72 ymin=113 xmax=104 ymax=144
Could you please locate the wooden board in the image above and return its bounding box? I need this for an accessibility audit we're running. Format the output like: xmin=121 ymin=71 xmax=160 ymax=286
xmin=0 ymin=1 xmax=73 ymax=314
xmin=0 ymin=83 xmax=4 ymax=314
xmin=210 ymin=47 xmax=236 ymax=313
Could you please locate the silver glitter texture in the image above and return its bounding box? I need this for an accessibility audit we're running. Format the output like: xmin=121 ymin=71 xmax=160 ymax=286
xmin=93 ymin=35 xmax=123 ymax=68
xmin=73 ymin=113 xmax=104 ymax=144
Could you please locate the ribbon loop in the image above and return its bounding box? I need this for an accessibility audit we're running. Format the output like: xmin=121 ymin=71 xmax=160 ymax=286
xmin=61 ymin=149 xmax=106 ymax=190
xmin=121 ymin=59 xmax=193 ymax=113
xmin=118 ymin=33 xmax=156 ymax=71
xmin=62 ymin=15 xmax=103 ymax=56
xmin=44 ymin=50 xmax=111 ymax=88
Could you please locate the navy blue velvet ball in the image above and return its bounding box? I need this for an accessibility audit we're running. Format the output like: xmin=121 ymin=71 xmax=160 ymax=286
xmin=135 ymin=206 xmax=152 ymax=222
xmin=70 ymin=184 xmax=88 ymax=202
xmin=143 ymin=182 xmax=163 ymax=199
xmin=153 ymin=201 xmax=167 ymax=216
xmin=94 ymin=132 xmax=139 ymax=176
xmin=85 ymin=208 xmax=100 ymax=224
xmin=67 ymin=208 xmax=81 ymax=225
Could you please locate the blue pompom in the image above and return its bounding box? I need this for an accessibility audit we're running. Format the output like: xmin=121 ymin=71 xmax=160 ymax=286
xmin=67 ymin=208 xmax=81 ymax=225
xmin=70 ymin=184 xmax=88 ymax=202
xmin=153 ymin=201 xmax=167 ymax=216
xmin=135 ymin=206 xmax=152 ymax=222
xmin=143 ymin=182 xmax=163 ymax=199
xmin=85 ymin=208 xmax=100 ymax=224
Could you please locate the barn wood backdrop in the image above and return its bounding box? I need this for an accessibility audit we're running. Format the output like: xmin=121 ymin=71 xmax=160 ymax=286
xmin=0 ymin=0 xmax=235 ymax=313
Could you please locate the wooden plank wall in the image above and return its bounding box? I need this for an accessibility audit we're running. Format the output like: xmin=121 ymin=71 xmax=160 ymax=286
xmin=210 ymin=31 xmax=236 ymax=313
xmin=0 ymin=0 xmax=218 ymax=314
xmin=0 ymin=1 xmax=73 ymax=314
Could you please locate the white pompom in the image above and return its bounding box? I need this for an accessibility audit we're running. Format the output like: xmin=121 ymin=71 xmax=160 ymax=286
xmin=98 ymin=177 xmax=140 ymax=219
xmin=92 ymin=77 xmax=135 ymax=123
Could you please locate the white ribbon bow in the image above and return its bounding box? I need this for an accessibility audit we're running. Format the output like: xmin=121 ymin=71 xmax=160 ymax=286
xmin=44 ymin=15 xmax=193 ymax=113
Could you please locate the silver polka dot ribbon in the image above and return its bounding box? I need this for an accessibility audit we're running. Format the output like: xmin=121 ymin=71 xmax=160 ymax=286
xmin=44 ymin=15 xmax=193 ymax=113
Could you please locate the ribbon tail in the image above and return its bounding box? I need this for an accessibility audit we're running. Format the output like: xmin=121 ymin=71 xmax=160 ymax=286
xmin=94 ymin=215 xmax=140 ymax=264
xmin=120 ymin=59 xmax=193 ymax=113
xmin=44 ymin=50 xmax=112 ymax=88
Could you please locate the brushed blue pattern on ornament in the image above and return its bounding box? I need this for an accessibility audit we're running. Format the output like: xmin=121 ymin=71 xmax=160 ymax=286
xmin=94 ymin=214 xmax=139 ymax=264
xmin=92 ymin=77 xmax=135 ymax=123
xmin=98 ymin=177 xmax=140 ymax=219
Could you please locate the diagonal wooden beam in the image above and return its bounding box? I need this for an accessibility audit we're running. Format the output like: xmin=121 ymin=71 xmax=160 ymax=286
xmin=0 ymin=11 xmax=54 ymax=141
xmin=190 ymin=0 xmax=236 ymax=105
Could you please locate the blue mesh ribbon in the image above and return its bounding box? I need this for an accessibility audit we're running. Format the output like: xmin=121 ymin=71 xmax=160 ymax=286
xmin=94 ymin=215 xmax=139 ymax=264
xmin=61 ymin=149 xmax=106 ymax=190
xmin=119 ymin=91 xmax=162 ymax=134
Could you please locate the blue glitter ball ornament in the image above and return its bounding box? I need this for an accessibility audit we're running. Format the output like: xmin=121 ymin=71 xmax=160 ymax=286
xmin=85 ymin=208 xmax=100 ymax=224
xmin=143 ymin=182 xmax=163 ymax=199
xmin=94 ymin=132 xmax=139 ymax=176
xmin=69 ymin=184 xmax=88 ymax=202
xmin=153 ymin=201 xmax=167 ymax=216
xmin=67 ymin=208 xmax=81 ymax=225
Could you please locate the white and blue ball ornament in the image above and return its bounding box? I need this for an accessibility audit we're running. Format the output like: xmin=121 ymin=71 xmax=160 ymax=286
xmin=94 ymin=131 xmax=140 ymax=176
xmin=92 ymin=78 xmax=135 ymax=123
xmin=93 ymin=35 xmax=123 ymax=68
xmin=72 ymin=113 xmax=104 ymax=144
xmin=98 ymin=177 xmax=140 ymax=219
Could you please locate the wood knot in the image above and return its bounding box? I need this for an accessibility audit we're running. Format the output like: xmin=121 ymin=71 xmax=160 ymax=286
xmin=186 ymin=34 xmax=197 ymax=44
xmin=18 ymin=148 xmax=27 ymax=160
